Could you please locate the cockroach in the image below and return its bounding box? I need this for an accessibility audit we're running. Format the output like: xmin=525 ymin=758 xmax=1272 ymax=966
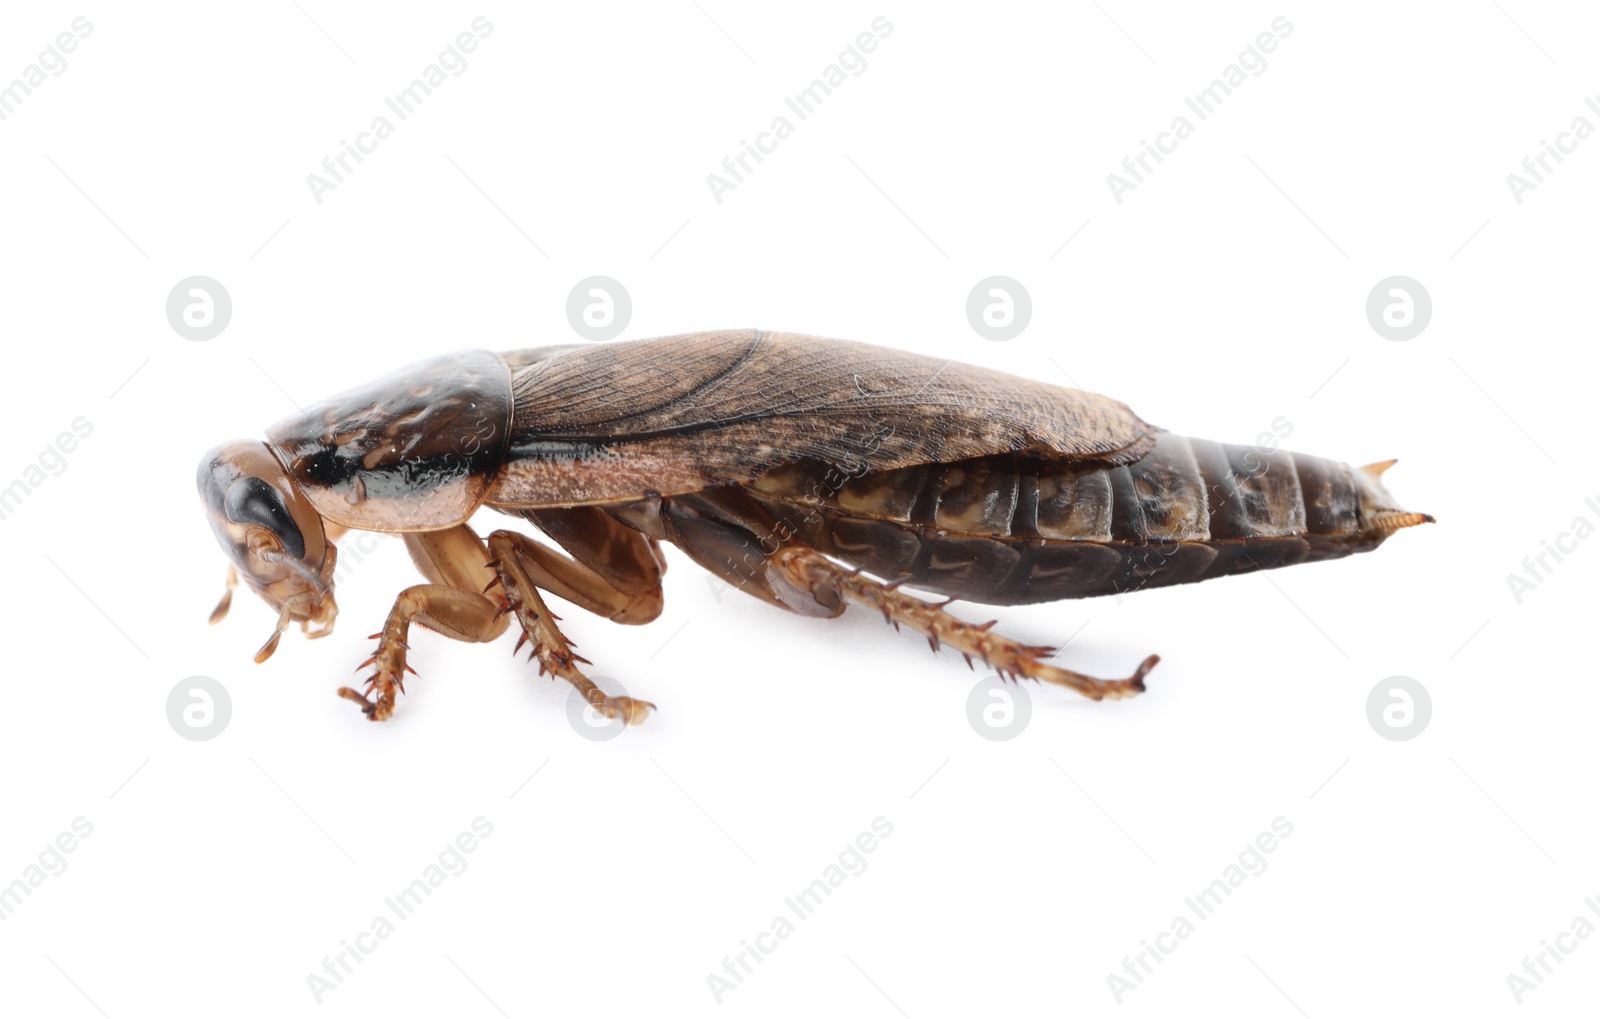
xmin=198 ymin=330 xmax=1432 ymax=723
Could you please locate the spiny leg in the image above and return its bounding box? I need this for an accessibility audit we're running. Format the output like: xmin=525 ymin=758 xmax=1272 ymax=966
xmin=339 ymin=525 xmax=508 ymax=721
xmin=518 ymin=505 xmax=666 ymax=624
xmin=508 ymin=530 xmax=664 ymax=624
xmin=340 ymin=522 xmax=663 ymax=722
xmin=337 ymin=584 xmax=508 ymax=720
xmin=772 ymin=546 xmax=1157 ymax=701
xmin=486 ymin=530 xmax=655 ymax=725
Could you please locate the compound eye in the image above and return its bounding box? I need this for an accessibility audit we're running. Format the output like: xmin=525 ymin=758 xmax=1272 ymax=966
xmin=225 ymin=477 xmax=306 ymax=559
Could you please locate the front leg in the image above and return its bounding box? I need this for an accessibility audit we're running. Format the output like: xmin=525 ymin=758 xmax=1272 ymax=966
xmin=338 ymin=524 xmax=508 ymax=721
xmin=486 ymin=530 xmax=655 ymax=725
xmin=337 ymin=583 xmax=507 ymax=720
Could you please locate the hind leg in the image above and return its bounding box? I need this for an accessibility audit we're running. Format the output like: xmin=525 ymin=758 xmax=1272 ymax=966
xmin=660 ymin=493 xmax=1154 ymax=700
xmin=657 ymin=494 xmax=845 ymax=617
xmin=771 ymin=546 xmax=1156 ymax=700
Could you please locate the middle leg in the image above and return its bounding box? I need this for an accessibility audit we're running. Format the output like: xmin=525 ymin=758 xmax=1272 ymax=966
xmin=485 ymin=530 xmax=656 ymax=725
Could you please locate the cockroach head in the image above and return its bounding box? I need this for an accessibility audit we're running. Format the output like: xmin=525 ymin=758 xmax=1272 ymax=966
xmin=1354 ymin=459 xmax=1434 ymax=537
xmin=198 ymin=440 xmax=335 ymax=620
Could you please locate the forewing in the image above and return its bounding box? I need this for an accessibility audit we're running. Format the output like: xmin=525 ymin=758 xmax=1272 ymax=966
xmin=491 ymin=330 xmax=1154 ymax=507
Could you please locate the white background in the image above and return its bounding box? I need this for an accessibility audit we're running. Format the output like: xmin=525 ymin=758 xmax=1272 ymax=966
xmin=0 ymin=2 xmax=1593 ymax=1015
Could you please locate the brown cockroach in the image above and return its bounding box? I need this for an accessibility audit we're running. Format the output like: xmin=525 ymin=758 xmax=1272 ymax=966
xmin=198 ymin=330 xmax=1432 ymax=723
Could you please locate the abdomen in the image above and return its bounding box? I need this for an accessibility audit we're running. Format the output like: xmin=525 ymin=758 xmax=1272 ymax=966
xmin=745 ymin=432 xmax=1381 ymax=604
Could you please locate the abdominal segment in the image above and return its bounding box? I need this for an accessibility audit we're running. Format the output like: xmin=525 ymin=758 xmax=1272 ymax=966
xmin=745 ymin=431 xmax=1376 ymax=605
